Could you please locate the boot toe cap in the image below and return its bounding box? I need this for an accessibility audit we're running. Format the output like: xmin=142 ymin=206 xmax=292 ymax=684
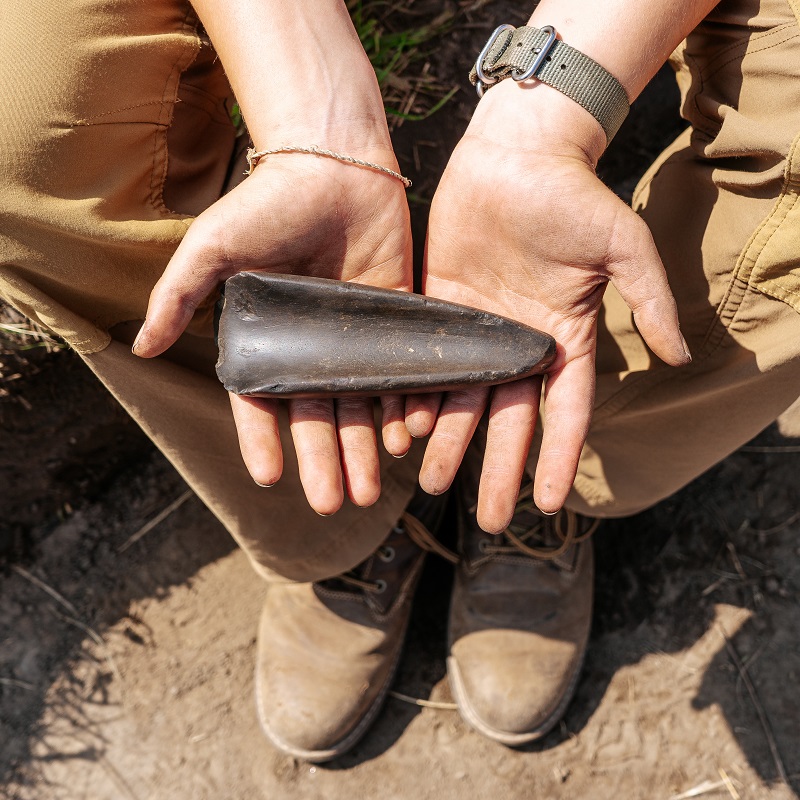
xmin=256 ymin=670 xmax=378 ymax=760
xmin=448 ymin=629 xmax=585 ymax=745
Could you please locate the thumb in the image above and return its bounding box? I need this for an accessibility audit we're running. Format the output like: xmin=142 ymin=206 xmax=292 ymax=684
xmin=607 ymin=211 xmax=691 ymax=367
xmin=132 ymin=212 xmax=236 ymax=358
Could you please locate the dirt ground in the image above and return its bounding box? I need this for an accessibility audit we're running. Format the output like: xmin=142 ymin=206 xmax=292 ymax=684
xmin=1 ymin=2 xmax=799 ymax=798
xmin=1 ymin=407 xmax=799 ymax=800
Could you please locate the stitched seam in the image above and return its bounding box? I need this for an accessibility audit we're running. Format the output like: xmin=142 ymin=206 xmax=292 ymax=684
xmin=700 ymin=214 xmax=776 ymax=354
xmin=701 ymin=29 xmax=798 ymax=80
xmin=684 ymin=50 xmax=716 ymax=138
xmin=74 ymin=99 xmax=164 ymax=125
xmin=755 ymin=280 xmax=800 ymax=304
xmin=746 ymin=194 xmax=798 ymax=282
xmin=706 ymin=148 xmax=790 ymax=159
xmin=703 ymin=134 xmax=800 ymax=347
xmin=749 ymin=193 xmax=800 ymax=309
xmin=698 ymin=23 xmax=795 ymax=77
xmin=149 ymin=3 xmax=200 ymax=218
xmin=71 ymin=335 xmax=100 ymax=347
xmin=688 ymin=30 xmax=799 ymax=134
xmin=790 ymin=0 xmax=800 ymax=28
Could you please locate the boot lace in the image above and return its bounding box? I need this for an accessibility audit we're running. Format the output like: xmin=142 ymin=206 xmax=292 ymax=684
xmin=334 ymin=511 xmax=458 ymax=595
xmin=480 ymin=488 xmax=598 ymax=561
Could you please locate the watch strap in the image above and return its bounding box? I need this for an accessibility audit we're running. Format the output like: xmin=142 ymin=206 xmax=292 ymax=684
xmin=470 ymin=25 xmax=630 ymax=143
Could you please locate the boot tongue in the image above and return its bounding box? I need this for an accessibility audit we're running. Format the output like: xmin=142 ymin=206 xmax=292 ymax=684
xmin=506 ymin=499 xmax=552 ymax=545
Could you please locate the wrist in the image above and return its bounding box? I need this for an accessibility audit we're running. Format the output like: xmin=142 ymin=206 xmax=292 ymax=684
xmin=526 ymin=0 xmax=720 ymax=101
xmin=246 ymin=89 xmax=395 ymax=166
xmin=192 ymin=0 xmax=395 ymax=162
xmin=242 ymin=50 xmax=392 ymax=158
xmin=468 ymin=78 xmax=607 ymax=167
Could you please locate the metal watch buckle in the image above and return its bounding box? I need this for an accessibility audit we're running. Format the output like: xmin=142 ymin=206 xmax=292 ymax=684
xmin=474 ymin=24 xmax=558 ymax=98
xmin=474 ymin=24 xmax=514 ymax=98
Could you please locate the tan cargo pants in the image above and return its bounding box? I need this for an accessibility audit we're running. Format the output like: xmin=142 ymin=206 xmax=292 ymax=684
xmin=2 ymin=0 xmax=799 ymax=582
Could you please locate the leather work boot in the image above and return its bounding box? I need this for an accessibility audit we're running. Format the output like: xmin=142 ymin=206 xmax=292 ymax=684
xmin=448 ymin=459 xmax=598 ymax=746
xmin=255 ymin=491 xmax=455 ymax=762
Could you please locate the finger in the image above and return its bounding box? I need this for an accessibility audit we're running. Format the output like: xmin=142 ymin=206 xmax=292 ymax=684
xmin=608 ymin=212 xmax=691 ymax=366
xmin=289 ymin=399 xmax=344 ymax=516
xmin=405 ymin=393 xmax=442 ymax=438
xmin=336 ymin=397 xmax=381 ymax=507
xmin=533 ymin=354 xmax=595 ymax=514
xmin=380 ymin=395 xmax=412 ymax=457
xmin=132 ymin=220 xmax=234 ymax=358
xmin=477 ymin=379 xmax=541 ymax=533
xmin=228 ymin=393 xmax=283 ymax=487
xmin=419 ymin=387 xmax=489 ymax=495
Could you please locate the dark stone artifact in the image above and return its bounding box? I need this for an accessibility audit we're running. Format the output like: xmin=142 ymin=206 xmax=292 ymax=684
xmin=215 ymin=272 xmax=556 ymax=398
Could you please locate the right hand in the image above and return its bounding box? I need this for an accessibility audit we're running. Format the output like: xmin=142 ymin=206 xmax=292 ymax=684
xmin=132 ymin=147 xmax=415 ymax=515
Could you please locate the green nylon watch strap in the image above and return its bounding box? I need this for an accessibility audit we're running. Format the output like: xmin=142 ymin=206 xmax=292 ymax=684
xmin=469 ymin=25 xmax=630 ymax=143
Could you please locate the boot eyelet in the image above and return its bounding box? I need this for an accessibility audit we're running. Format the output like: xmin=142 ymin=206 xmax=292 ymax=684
xmin=374 ymin=579 xmax=388 ymax=594
xmin=478 ymin=539 xmax=490 ymax=553
xmin=378 ymin=546 xmax=395 ymax=563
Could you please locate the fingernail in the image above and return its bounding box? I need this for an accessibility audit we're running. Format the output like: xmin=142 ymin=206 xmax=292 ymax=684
xmin=131 ymin=324 xmax=145 ymax=356
xmin=391 ymin=451 xmax=409 ymax=459
xmin=680 ymin=333 xmax=692 ymax=363
xmin=536 ymin=504 xmax=560 ymax=516
xmin=315 ymin=511 xmax=334 ymax=517
xmin=254 ymin=481 xmax=275 ymax=488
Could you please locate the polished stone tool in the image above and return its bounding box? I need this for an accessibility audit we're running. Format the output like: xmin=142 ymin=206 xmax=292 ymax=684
xmin=216 ymin=272 xmax=556 ymax=398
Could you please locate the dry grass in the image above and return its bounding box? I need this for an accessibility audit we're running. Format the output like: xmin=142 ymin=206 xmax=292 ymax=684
xmin=0 ymin=302 xmax=67 ymax=408
xmin=0 ymin=304 xmax=64 ymax=355
xmin=348 ymin=0 xmax=460 ymax=129
xmin=0 ymin=303 xmax=66 ymax=406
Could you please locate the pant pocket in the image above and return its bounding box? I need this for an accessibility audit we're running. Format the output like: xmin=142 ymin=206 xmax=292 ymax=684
xmin=729 ymin=131 xmax=800 ymax=317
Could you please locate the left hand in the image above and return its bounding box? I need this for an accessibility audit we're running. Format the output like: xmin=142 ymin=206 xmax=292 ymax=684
xmin=408 ymin=81 xmax=690 ymax=532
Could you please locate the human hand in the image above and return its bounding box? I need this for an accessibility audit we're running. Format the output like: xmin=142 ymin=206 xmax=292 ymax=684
xmin=409 ymin=81 xmax=690 ymax=532
xmin=132 ymin=150 xmax=414 ymax=514
xmin=126 ymin=0 xmax=422 ymax=516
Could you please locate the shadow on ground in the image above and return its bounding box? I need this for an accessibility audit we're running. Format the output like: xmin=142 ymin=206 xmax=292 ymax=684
xmin=2 ymin=422 xmax=798 ymax=798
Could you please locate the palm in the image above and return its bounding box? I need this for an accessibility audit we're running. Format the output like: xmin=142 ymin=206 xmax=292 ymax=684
xmin=415 ymin=136 xmax=687 ymax=531
xmin=185 ymin=156 xmax=412 ymax=290
xmin=136 ymin=154 xmax=415 ymax=514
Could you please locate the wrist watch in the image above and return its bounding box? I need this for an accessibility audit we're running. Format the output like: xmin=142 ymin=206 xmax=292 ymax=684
xmin=470 ymin=24 xmax=630 ymax=143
